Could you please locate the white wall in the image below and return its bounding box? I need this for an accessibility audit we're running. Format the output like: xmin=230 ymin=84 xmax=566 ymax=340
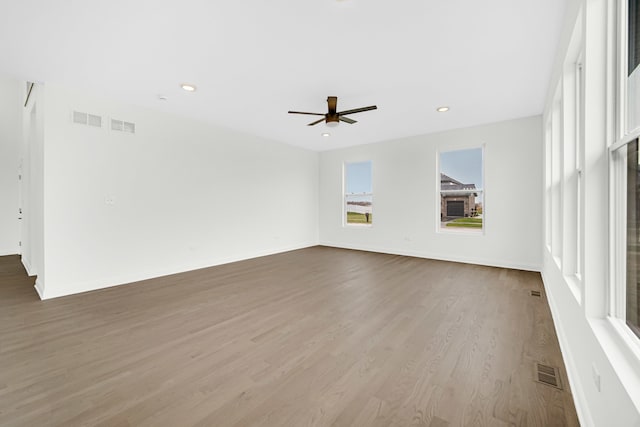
xmin=0 ymin=75 xmax=21 ymax=256
xmin=22 ymin=83 xmax=45 ymax=287
xmin=38 ymin=84 xmax=318 ymax=299
xmin=319 ymin=116 xmax=542 ymax=271
xmin=541 ymin=0 xmax=640 ymax=425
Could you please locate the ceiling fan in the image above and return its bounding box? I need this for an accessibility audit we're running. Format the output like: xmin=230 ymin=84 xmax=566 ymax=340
xmin=288 ymin=96 xmax=377 ymax=127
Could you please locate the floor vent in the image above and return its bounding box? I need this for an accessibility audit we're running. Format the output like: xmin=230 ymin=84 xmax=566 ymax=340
xmin=534 ymin=363 xmax=562 ymax=389
xmin=530 ymin=290 xmax=542 ymax=297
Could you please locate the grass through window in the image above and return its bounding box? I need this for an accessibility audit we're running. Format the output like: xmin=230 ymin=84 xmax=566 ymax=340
xmin=445 ymin=218 xmax=483 ymax=228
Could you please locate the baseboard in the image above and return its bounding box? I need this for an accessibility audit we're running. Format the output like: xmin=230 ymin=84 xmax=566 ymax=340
xmin=0 ymin=249 xmax=19 ymax=257
xmin=318 ymin=241 xmax=541 ymax=272
xmin=34 ymin=277 xmax=45 ymax=300
xmin=541 ymin=269 xmax=594 ymax=427
xmin=21 ymin=256 xmax=35 ymax=276
xmin=38 ymin=241 xmax=317 ymax=300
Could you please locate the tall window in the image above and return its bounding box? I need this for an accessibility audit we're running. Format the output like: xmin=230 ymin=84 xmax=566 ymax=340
xmin=613 ymin=0 xmax=640 ymax=339
xmin=344 ymin=161 xmax=372 ymax=225
xmin=628 ymin=0 xmax=640 ymax=133
xmin=625 ymin=140 xmax=640 ymax=337
xmin=439 ymin=147 xmax=483 ymax=232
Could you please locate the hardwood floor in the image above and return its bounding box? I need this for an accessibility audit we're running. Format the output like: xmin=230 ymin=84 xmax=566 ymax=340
xmin=0 ymin=247 xmax=579 ymax=426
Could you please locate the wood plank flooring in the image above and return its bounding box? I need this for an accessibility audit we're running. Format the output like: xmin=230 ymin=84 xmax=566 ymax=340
xmin=0 ymin=247 xmax=579 ymax=426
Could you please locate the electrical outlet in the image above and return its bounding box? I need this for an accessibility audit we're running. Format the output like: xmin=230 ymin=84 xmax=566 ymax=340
xmin=105 ymin=195 xmax=116 ymax=206
xmin=592 ymin=363 xmax=601 ymax=392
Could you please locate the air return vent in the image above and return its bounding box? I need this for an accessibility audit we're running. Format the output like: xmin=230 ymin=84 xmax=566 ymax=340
xmin=73 ymin=111 xmax=102 ymax=128
xmin=88 ymin=114 xmax=102 ymax=127
xmin=111 ymin=119 xmax=135 ymax=134
xmin=530 ymin=290 xmax=542 ymax=297
xmin=73 ymin=111 xmax=88 ymax=125
xmin=534 ymin=362 xmax=562 ymax=389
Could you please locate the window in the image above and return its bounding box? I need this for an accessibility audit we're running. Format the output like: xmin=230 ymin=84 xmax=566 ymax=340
xmin=612 ymin=0 xmax=640 ymax=339
xmin=628 ymin=0 xmax=640 ymax=133
xmin=344 ymin=161 xmax=372 ymax=226
xmin=439 ymin=147 xmax=483 ymax=232
xmin=625 ymin=140 xmax=640 ymax=337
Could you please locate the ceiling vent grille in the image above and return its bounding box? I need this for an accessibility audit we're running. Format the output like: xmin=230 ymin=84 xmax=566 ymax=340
xmin=111 ymin=119 xmax=135 ymax=134
xmin=73 ymin=111 xmax=102 ymax=128
xmin=111 ymin=119 xmax=123 ymax=131
xmin=123 ymin=121 xmax=135 ymax=133
xmin=73 ymin=111 xmax=87 ymax=125
xmin=88 ymin=114 xmax=102 ymax=127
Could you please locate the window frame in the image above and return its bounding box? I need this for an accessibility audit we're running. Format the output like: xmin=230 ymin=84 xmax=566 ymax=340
xmin=436 ymin=146 xmax=485 ymax=235
xmin=343 ymin=160 xmax=373 ymax=228
xmin=610 ymin=0 xmax=640 ymax=346
xmin=576 ymin=56 xmax=585 ymax=282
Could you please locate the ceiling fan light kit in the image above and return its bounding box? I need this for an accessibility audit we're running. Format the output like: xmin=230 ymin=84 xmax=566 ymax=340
xmin=288 ymin=96 xmax=377 ymax=127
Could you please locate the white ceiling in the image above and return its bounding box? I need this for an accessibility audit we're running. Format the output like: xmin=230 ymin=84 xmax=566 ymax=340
xmin=0 ymin=0 xmax=566 ymax=151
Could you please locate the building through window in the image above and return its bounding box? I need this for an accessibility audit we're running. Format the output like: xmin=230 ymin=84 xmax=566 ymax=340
xmin=439 ymin=148 xmax=483 ymax=232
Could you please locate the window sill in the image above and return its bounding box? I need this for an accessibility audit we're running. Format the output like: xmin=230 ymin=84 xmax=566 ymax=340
xmin=437 ymin=224 xmax=485 ymax=236
xmin=564 ymin=274 xmax=583 ymax=305
xmin=589 ymin=317 xmax=640 ymax=413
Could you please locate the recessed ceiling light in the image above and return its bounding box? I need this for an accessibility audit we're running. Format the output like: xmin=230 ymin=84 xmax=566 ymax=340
xmin=436 ymin=106 xmax=450 ymax=112
xmin=181 ymin=83 xmax=197 ymax=92
xmin=158 ymin=95 xmax=168 ymax=101
xmin=322 ymin=133 xmax=331 ymax=137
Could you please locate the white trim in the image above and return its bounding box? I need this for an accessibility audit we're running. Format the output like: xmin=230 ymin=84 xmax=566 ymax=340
xmin=608 ymin=316 xmax=640 ymax=362
xmin=440 ymin=189 xmax=484 ymax=195
xmin=565 ymin=273 xmax=583 ymax=305
xmin=618 ymin=0 xmax=628 ymax=141
xmin=610 ymin=143 xmax=627 ymax=317
xmin=541 ymin=269 xmax=595 ymax=427
xmin=591 ymin=317 xmax=640 ymax=414
xmin=34 ymin=277 xmax=44 ymax=300
xmin=318 ymin=241 xmax=540 ymax=272
xmin=21 ymin=256 xmax=34 ymax=276
xmin=36 ymin=242 xmax=317 ymax=300
xmin=0 ymin=249 xmax=20 ymax=257
xmin=610 ymin=129 xmax=640 ymax=152
xmin=437 ymin=225 xmax=484 ymax=236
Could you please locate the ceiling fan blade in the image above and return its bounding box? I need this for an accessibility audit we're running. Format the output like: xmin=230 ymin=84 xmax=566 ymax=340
xmin=288 ymin=111 xmax=325 ymax=116
xmin=337 ymin=105 xmax=377 ymax=116
xmin=339 ymin=116 xmax=357 ymax=124
xmin=307 ymin=117 xmax=326 ymax=126
xmin=327 ymin=96 xmax=337 ymax=115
